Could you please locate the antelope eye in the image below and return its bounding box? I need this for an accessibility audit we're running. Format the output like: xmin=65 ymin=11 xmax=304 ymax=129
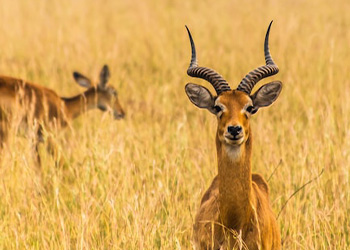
xmin=214 ymin=105 xmax=222 ymax=113
xmin=98 ymin=105 xmax=107 ymax=111
xmin=246 ymin=105 xmax=254 ymax=113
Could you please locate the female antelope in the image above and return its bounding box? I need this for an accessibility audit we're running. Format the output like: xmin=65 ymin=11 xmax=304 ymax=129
xmin=185 ymin=22 xmax=282 ymax=250
xmin=0 ymin=65 xmax=125 ymax=158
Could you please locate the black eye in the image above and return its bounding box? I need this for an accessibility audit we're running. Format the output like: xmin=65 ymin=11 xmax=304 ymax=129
xmin=246 ymin=105 xmax=254 ymax=113
xmin=214 ymin=105 xmax=222 ymax=113
xmin=98 ymin=105 xmax=107 ymax=111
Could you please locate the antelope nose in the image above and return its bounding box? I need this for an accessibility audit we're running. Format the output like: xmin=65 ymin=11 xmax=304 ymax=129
xmin=227 ymin=125 xmax=242 ymax=137
xmin=114 ymin=111 xmax=125 ymax=119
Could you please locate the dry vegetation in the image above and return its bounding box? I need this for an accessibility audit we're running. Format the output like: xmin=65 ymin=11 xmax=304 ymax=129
xmin=0 ymin=0 xmax=349 ymax=249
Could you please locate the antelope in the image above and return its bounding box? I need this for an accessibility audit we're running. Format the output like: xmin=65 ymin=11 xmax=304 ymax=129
xmin=185 ymin=22 xmax=282 ymax=250
xmin=0 ymin=65 xmax=125 ymax=161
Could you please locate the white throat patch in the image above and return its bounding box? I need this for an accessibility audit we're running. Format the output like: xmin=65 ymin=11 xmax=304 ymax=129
xmin=224 ymin=144 xmax=242 ymax=161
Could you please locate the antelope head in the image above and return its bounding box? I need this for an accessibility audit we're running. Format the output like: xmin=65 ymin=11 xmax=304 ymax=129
xmin=185 ymin=22 xmax=282 ymax=147
xmin=73 ymin=65 xmax=125 ymax=119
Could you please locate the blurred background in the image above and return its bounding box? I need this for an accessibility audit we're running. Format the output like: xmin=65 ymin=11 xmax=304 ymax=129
xmin=0 ymin=0 xmax=349 ymax=249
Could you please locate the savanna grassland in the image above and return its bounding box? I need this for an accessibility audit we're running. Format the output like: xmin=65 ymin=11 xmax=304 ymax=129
xmin=0 ymin=0 xmax=349 ymax=249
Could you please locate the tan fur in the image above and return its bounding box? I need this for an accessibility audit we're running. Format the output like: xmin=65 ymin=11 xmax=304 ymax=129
xmin=193 ymin=90 xmax=281 ymax=250
xmin=0 ymin=72 xmax=125 ymax=155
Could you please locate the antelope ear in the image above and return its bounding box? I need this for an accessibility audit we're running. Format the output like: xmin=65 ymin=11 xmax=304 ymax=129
xmin=250 ymin=81 xmax=282 ymax=113
xmin=99 ymin=65 xmax=110 ymax=89
xmin=73 ymin=72 xmax=92 ymax=88
xmin=185 ymin=83 xmax=217 ymax=114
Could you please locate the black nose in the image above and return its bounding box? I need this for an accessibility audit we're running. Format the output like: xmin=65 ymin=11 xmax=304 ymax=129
xmin=227 ymin=125 xmax=243 ymax=137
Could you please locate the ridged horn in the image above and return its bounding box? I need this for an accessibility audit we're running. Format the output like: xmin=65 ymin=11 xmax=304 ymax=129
xmin=185 ymin=26 xmax=231 ymax=95
xmin=237 ymin=21 xmax=279 ymax=94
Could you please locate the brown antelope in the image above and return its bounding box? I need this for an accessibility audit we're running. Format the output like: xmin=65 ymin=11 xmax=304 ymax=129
xmin=0 ymin=65 xmax=125 ymax=161
xmin=185 ymin=22 xmax=282 ymax=250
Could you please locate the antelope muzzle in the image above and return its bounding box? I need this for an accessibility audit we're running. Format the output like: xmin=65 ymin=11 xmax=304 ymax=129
xmin=225 ymin=125 xmax=244 ymax=144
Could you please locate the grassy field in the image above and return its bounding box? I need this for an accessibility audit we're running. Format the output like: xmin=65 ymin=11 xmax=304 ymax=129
xmin=0 ymin=0 xmax=349 ymax=249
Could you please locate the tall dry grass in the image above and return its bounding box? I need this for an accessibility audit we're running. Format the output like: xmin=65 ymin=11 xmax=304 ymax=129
xmin=0 ymin=0 xmax=349 ymax=249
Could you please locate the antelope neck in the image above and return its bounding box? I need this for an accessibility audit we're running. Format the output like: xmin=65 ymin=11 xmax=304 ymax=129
xmin=216 ymin=130 xmax=253 ymax=229
xmin=62 ymin=88 xmax=98 ymax=119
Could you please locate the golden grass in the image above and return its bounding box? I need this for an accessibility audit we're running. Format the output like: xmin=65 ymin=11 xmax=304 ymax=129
xmin=0 ymin=0 xmax=349 ymax=249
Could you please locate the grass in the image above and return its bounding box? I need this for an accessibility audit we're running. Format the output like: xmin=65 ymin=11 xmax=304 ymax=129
xmin=0 ymin=0 xmax=349 ymax=249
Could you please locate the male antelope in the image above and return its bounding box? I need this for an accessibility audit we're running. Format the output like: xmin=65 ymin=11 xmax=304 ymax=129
xmin=185 ymin=22 xmax=282 ymax=250
xmin=0 ymin=65 xmax=125 ymax=157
